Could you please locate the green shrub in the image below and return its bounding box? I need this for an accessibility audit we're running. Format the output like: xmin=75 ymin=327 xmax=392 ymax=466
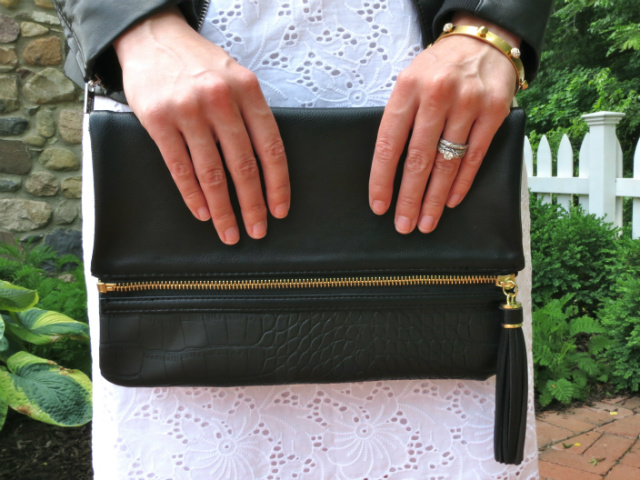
xmin=529 ymin=195 xmax=620 ymax=316
xmin=533 ymin=294 xmax=610 ymax=407
xmin=597 ymin=237 xmax=640 ymax=392
xmin=607 ymin=234 xmax=640 ymax=278
xmin=528 ymin=195 xmax=632 ymax=406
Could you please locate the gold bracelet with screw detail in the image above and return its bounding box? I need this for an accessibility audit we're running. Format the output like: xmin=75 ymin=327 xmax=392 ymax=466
xmin=434 ymin=23 xmax=528 ymax=93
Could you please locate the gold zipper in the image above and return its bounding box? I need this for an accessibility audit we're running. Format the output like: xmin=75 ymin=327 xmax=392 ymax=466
xmin=98 ymin=274 xmax=517 ymax=294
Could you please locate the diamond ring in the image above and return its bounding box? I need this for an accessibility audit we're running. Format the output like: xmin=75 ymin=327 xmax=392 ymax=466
xmin=437 ymin=138 xmax=469 ymax=160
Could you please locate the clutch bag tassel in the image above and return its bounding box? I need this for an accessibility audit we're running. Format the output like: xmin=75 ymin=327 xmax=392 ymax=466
xmin=494 ymin=279 xmax=528 ymax=464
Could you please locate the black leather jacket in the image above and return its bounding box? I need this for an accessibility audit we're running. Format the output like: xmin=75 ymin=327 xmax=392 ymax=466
xmin=52 ymin=0 xmax=552 ymax=93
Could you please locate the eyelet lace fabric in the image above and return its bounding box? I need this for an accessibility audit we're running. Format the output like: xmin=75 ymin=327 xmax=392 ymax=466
xmin=199 ymin=0 xmax=423 ymax=107
xmin=85 ymin=1 xmax=539 ymax=478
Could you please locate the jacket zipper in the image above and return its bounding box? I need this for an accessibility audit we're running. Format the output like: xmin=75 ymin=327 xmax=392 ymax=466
xmin=196 ymin=0 xmax=212 ymax=31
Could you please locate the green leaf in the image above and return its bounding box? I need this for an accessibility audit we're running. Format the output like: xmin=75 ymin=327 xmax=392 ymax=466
xmin=577 ymin=356 xmax=601 ymax=376
xmin=0 ymin=351 xmax=91 ymax=427
xmin=572 ymin=370 xmax=588 ymax=388
xmin=57 ymin=254 xmax=81 ymax=269
xmin=569 ymin=316 xmax=605 ymax=336
xmin=534 ymin=344 xmax=555 ymax=367
xmin=539 ymin=386 xmax=554 ymax=407
xmin=0 ymin=281 xmax=38 ymax=312
xmin=548 ymin=378 xmax=574 ymax=404
xmin=5 ymin=308 xmax=89 ymax=345
xmin=0 ymin=316 xmax=5 ymax=351
xmin=0 ymin=329 xmax=23 ymax=363
xmin=0 ymin=391 xmax=7 ymax=431
xmin=588 ymin=334 xmax=611 ymax=355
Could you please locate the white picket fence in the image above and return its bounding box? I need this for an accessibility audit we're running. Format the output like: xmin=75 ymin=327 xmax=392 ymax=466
xmin=525 ymin=111 xmax=640 ymax=239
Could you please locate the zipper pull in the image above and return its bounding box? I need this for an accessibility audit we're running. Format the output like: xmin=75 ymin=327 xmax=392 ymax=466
xmin=85 ymin=75 xmax=104 ymax=114
xmin=97 ymin=282 xmax=117 ymax=294
xmin=497 ymin=274 xmax=522 ymax=312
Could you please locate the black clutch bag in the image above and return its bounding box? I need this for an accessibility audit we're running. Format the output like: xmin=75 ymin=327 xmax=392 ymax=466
xmin=89 ymin=106 xmax=528 ymax=464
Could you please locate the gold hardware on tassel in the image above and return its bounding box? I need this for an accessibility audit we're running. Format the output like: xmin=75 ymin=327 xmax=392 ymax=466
xmin=502 ymin=323 xmax=524 ymax=329
xmin=497 ymin=274 xmax=522 ymax=310
xmin=497 ymin=274 xmax=523 ymax=329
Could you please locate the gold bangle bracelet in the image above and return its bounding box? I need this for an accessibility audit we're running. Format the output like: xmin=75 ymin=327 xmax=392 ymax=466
xmin=434 ymin=24 xmax=528 ymax=93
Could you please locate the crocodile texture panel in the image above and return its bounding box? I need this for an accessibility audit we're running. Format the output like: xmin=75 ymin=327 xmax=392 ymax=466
xmin=100 ymin=290 xmax=504 ymax=386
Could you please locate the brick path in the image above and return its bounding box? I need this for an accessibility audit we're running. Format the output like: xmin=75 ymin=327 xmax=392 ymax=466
xmin=537 ymin=396 xmax=640 ymax=479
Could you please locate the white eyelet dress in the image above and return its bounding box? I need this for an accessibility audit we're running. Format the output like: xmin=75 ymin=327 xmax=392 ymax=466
xmin=83 ymin=1 xmax=539 ymax=478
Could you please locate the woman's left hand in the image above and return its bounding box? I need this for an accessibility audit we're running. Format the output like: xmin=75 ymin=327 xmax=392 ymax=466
xmin=369 ymin=14 xmax=521 ymax=234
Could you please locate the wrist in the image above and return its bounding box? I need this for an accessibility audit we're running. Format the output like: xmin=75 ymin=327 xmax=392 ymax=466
xmin=451 ymin=12 xmax=521 ymax=48
xmin=114 ymin=7 xmax=191 ymax=63
xmin=439 ymin=14 xmax=526 ymax=92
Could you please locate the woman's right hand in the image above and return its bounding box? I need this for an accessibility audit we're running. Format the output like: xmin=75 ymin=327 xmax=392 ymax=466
xmin=114 ymin=7 xmax=290 ymax=245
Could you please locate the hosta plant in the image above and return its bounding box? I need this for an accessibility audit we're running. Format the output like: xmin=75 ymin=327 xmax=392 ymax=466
xmin=0 ymin=280 xmax=92 ymax=431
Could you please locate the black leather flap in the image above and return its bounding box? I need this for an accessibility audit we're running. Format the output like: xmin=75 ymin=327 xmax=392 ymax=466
xmin=90 ymin=107 xmax=525 ymax=280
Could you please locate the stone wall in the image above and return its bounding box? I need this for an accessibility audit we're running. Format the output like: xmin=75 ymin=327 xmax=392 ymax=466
xmin=0 ymin=0 xmax=83 ymax=258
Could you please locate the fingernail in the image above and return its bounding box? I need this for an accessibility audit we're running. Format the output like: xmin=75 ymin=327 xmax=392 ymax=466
xmin=419 ymin=215 xmax=436 ymax=233
xmin=372 ymin=200 xmax=387 ymax=215
xmin=395 ymin=215 xmax=413 ymax=234
xmin=252 ymin=221 xmax=267 ymax=239
xmin=447 ymin=194 xmax=462 ymax=208
xmin=223 ymin=226 xmax=240 ymax=245
xmin=274 ymin=203 xmax=289 ymax=218
xmin=197 ymin=207 xmax=211 ymax=221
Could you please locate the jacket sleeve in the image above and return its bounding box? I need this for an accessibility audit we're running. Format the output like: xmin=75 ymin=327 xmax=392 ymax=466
xmin=415 ymin=0 xmax=553 ymax=84
xmin=52 ymin=0 xmax=200 ymax=91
